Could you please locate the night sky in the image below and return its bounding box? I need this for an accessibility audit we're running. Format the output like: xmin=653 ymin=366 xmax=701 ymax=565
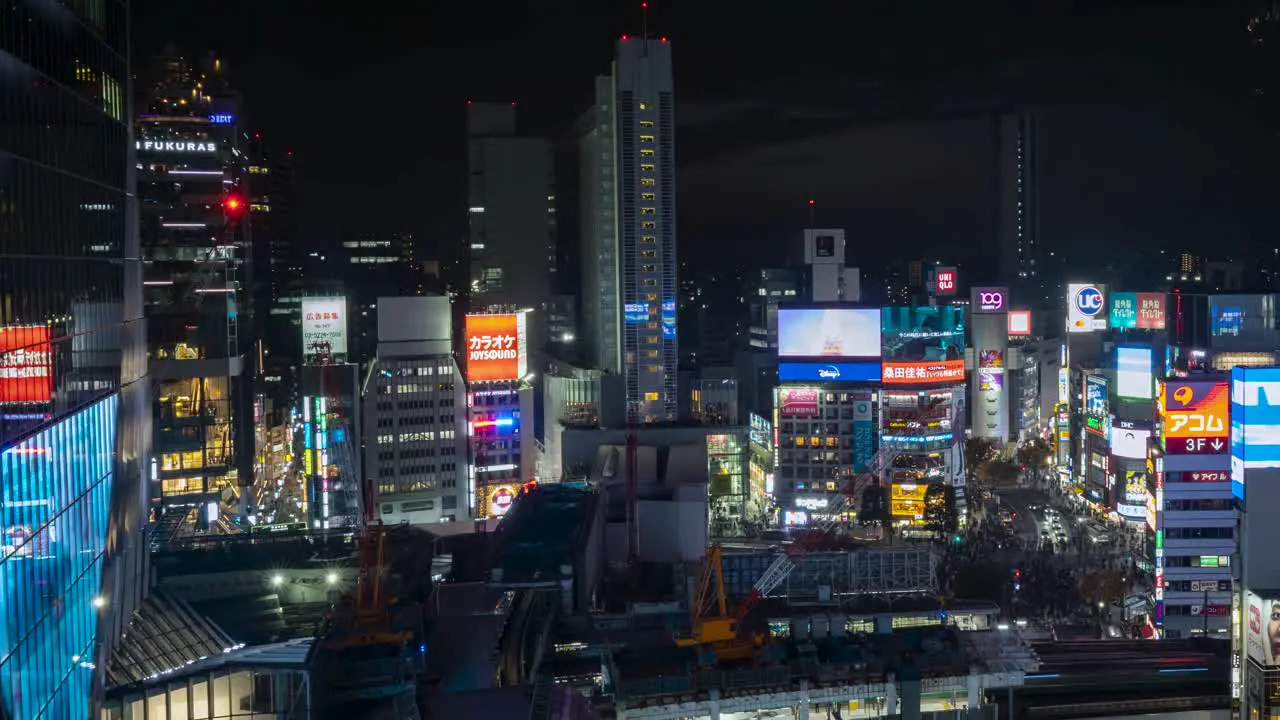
xmin=133 ymin=1 xmax=1274 ymax=279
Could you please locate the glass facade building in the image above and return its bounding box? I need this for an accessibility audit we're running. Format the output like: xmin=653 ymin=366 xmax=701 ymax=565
xmin=1 ymin=0 xmax=150 ymax=717
xmin=1 ymin=396 xmax=118 ymax=719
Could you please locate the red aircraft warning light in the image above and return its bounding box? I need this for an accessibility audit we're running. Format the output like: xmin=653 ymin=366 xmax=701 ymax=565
xmin=222 ymin=193 xmax=246 ymax=218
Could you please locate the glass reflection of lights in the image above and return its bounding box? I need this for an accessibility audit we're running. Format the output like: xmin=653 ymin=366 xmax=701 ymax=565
xmin=0 ymin=394 xmax=118 ymax=720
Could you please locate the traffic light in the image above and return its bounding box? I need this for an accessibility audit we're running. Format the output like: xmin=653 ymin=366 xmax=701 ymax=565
xmin=222 ymin=193 xmax=246 ymax=219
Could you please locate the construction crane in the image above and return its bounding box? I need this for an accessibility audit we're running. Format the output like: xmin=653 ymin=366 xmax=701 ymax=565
xmin=674 ymin=545 xmax=767 ymax=664
xmin=311 ymin=517 xmax=423 ymax=719
xmin=676 ymin=444 xmax=900 ymax=656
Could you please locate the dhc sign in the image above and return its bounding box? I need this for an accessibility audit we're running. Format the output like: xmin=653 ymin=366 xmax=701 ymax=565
xmin=135 ymin=140 xmax=218 ymax=153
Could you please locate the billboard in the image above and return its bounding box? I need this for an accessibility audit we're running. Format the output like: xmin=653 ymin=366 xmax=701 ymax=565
xmin=464 ymin=313 xmax=527 ymax=383
xmin=623 ymin=302 xmax=651 ymax=324
xmin=971 ymin=287 xmax=1008 ymax=314
xmin=1231 ymin=367 xmax=1280 ymax=499
xmin=778 ymin=388 xmax=820 ymax=418
xmin=1110 ymin=292 xmax=1166 ymax=330
xmin=778 ymin=361 xmax=880 ymax=383
xmin=978 ymin=369 xmax=1003 ymax=392
xmin=777 ymin=307 xmax=881 ymax=359
xmin=1085 ymin=375 xmax=1108 ymax=437
xmin=881 ymin=360 xmax=965 ymax=385
xmin=1123 ymin=470 xmax=1147 ymax=503
xmin=1008 ymin=310 xmax=1031 ymax=336
xmin=301 ymin=297 xmax=348 ymax=357
xmin=1116 ymin=346 xmax=1153 ymax=400
xmin=853 ymin=392 xmax=874 ymax=470
xmin=1246 ymin=591 xmax=1280 ymax=666
xmin=1110 ymin=423 xmax=1150 ymax=459
xmin=1161 ymin=380 xmax=1228 ymax=450
xmin=0 ymin=326 xmax=52 ymax=404
xmin=1068 ymin=283 xmax=1107 ymax=333
xmin=880 ymin=306 xmax=965 ymax=361
xmin=934 ymin=267 xmax=957 ymax=296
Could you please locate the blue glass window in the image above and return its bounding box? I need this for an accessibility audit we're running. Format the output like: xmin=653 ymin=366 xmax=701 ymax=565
xmin=0 ymin=394 xmax=117 ymax=720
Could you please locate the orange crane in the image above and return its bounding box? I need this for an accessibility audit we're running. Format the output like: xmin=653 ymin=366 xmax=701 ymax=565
xmin=674 ymin=545 xmax=766 ymax=663
xmin=675 ymin=444 xmax=902 ymax=657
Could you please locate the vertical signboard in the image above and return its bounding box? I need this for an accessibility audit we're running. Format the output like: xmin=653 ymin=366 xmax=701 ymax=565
xmin=1110 ymin=292 xmax=1138 ymax=329
xmin=464 ymin=313 xmax=527 ymax=383
xmin=1231 ymin=366 xmax=1280 ymax=501
xmin=853 ymin=391 xmax=874 ymax=470
xmin=1116 ymin=346 xmax=1153 ymax=400
xmin=1136 ymin=293 xmax=1167 ymax=330
xmin=971 ymin=310 xmax=1009 ymax=441
xmin=934 ymin=267 xmax=957 ymax=296
xmin=1085 ymin=375 xmax=1109 ymax=437
xmin=1007 ymin=310 xmax=1031 ymax=336
xmin=301 ymin=297 xmax=348 ymax=357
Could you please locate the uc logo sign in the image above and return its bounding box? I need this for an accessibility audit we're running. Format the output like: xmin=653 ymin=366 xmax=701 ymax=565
xmin=1074 ymin=286 xmax=1104 ymax=316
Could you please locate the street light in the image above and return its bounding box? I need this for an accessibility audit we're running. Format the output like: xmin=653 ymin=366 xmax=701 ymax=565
xmin=326 ymin=571 xmax=338 ymax=585
xmin=270 ymin=574 xmax=283 ymax=587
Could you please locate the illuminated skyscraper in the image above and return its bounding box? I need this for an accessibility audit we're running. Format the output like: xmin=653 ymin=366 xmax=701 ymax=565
xmin=0 ymin=1 xmax=151 ymax=716
xmin=578 ymin=37 xmax=678 ymax=423
xmin=135 ymin=52 xmax=256 ymax=533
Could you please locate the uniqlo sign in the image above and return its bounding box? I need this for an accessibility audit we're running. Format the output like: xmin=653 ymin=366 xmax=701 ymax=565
xmin=935 ymin=268 xmax=957 ymax=296
xmin=464 ymin=313 xmax=527 ymax=383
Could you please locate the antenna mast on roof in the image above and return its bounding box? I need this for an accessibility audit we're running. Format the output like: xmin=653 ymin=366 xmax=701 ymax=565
xmin=641 ymin=1 xmax=649 ymax=40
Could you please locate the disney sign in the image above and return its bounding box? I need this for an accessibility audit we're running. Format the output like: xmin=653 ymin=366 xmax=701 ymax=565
xmin=971 ymin=286 xmax=1009 ymax=314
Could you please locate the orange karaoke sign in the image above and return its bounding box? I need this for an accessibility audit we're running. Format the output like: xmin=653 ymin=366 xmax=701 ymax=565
xmin=464 ymin=313 xmax=525 ymax=383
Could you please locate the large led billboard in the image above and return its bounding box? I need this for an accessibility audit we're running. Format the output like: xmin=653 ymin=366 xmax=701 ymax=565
xmin=465 ymin=313 xmax=527 ymax=383
xmin=301 ymin=297 xmax=348 ymax=357
xmin=1247 ymin=591 xmax=1280 ymax=666
xmin=1116 ymin=346 xmax=1153 ymax=399
xmin=880 ymin=306 xmax=965 ymax=361
xmin=1085 ymin=375 xmax=1109 ymax=437
xmin=1231 ymin=367 xmax=1280 ymax=499
xmin=1110 ymin=422 xmax=1150 ymax=459
xmin=778 ymin=307 xmax=881 ymax=358
xmin=0 ymin=326 xmax=52 ymax=404
xmin=1160 ymin=379 xmax=1228 ymax=455
xmin=1067 ymin=283 xmax=1107 ymax=333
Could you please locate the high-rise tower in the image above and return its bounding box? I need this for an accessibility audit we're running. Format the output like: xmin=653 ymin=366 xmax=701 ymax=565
xmin=578 ymin=37 xmax=678 ymax=423
xmin=466 ymin=103 xmax=553 ymax=322
xmin=997 ymin=111 xmax=1041 ymax=304
xmin=0 ymin=1 xmax=151 ymax=715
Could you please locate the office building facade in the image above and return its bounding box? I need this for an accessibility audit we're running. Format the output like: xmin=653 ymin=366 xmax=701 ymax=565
xmin=136 ymin=53 xmax=255 ymax=532
xmin=1 ymin=1 xmax=151 ymax=715
xmin=364 ymin=297 xmax=469 ymax=524
xmin=578 ymin=38 xmax=678 ymax=423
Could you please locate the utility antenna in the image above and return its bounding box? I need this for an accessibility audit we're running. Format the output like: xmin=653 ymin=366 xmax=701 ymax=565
xmin=808 ymin=198 xmax=816 ymax=227
xmin=641 ymin=1 xmax=649 ymax=40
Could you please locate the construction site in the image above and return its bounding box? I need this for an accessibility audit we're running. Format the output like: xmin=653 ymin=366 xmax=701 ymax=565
xmin=99 ymin=425 xmax=1041 ymax=720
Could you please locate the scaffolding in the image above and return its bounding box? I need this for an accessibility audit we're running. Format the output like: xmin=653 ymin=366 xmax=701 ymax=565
xmin=720 ymin=546 xmax=937 ymax=606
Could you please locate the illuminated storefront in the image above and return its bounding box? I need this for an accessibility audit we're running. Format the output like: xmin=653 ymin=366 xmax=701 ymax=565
xmin=1 ymin=395 xmax=118 ymax=719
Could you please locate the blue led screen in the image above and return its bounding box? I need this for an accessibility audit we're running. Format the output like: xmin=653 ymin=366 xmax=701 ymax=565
xmin=0 ymin=394 xmax=117 ymax=720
